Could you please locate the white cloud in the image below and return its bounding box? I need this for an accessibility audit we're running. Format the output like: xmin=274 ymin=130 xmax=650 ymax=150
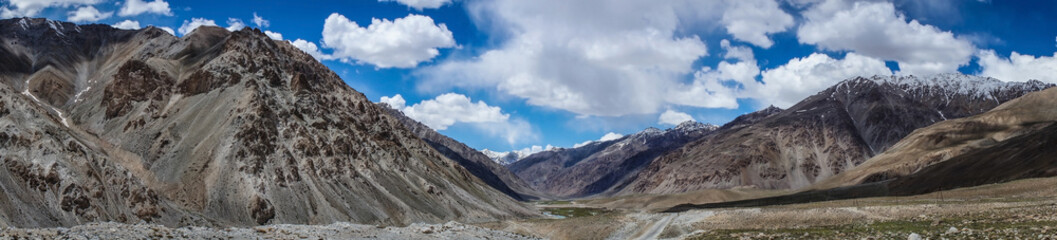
xmin=1 ymin=0 xmax=102 ymax=18
xmin=291 ymin=39 xmax=334 ymax=61
xmin=111 ymin=19 xmax=140 ymax=30
xmin=264 ymin=30 xmax=283 ymax=40
xmin=380 ymin=94 xmax=407 ymax=109
xmin=396 ymin=93 xmax=507 ymax=130
xmin=721 ymin=0 xmax=794 ymax=48
xmin=379 ymin=0 xmax=451 ymax=10
xmin=659 ymin=109 xmax=695 ymax=126
xmin=67 ymin=5 xmax=111 ymax=22
xmin=751 ymin=52 xmax=892 ymax=108
xmin=666 ymin=40 xmax=756 ymax=109
xmin=382 ymin=93 xmax=537 ymax=145
xmin=421 ymin=0 xmax=750 ymax=117
xmin=797 ymin=0 xmax=974 ymax=75
xmin=225 ymin=18 xmax=245 ymax=32
xmin=321 ymin=13 xmax=456 ymax=68
xmin=157 ymin=26 xmax=174 ymax=35
xmin=977 ymin=50 xmax=1057 ymax=83
xmin=252 ymin=12 xmax=269 ymax=28
xmin=118 ymin=0 xmax=171 ymax=17
xmin=177 ymin=18 xmax=217 ymax=36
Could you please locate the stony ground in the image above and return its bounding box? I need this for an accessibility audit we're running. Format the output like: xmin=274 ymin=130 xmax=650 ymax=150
xmin=5 ymin=177 xmax=1056 ymax=239
xmin=0 ymin=221 xmax=541 ymax=240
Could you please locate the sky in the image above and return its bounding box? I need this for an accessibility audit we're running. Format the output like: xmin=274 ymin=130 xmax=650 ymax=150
xmin=5 ymin=0 xmax=1057 ymax=153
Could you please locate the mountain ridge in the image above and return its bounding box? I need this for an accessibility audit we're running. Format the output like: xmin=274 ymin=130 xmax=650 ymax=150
xmin=619 ymin=73 xmax=1053 ymax=195
xmin=0 ymin=18 xmax=535 ymax=227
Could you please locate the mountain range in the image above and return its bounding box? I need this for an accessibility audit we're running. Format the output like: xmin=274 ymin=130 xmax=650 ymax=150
xmin=508 ymin=121 xmax=718 ymax=198
xmin=502 ymin=74 xmax=1051 ymax=199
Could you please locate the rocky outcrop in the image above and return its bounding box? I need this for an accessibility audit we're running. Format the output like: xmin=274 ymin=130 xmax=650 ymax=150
xmin=509 ymin=121 xmax=718 ymax=198
xmin=0 ymin=18 xmax=535 ymax=228
xmin=621 ymin=74 xmax=1053 ymax=195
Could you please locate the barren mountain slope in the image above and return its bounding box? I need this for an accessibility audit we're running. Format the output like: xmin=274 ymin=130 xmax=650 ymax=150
xmin=0 ymin=18 xmax=535 ymax=227
xmin=379 ymin=103 xmax=543 ymax=200
xmin=509 ymin=121 xmax=718 ymax=198
xmin=816 ymin=86 xmax=1057 ymax=190
xmin=622 ymin=74 xmax=1052 ymax=195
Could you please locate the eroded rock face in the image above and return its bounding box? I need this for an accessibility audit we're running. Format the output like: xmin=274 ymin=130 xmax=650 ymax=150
xmin=0 ymin=18 xmax=535 ymax=228
xmin=621 ymin=74 xmax=1053 ymax=195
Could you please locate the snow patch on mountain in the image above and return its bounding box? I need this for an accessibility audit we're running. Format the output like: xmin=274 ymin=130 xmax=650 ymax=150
xmin=482 ymin=145 xmax=555 ymax=165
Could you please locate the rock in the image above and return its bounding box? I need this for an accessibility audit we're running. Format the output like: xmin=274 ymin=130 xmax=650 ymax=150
xmin=908 ymin=233 xmax=922 ymax=240
xmin=947 ymin=227 xmax=959 ymax=234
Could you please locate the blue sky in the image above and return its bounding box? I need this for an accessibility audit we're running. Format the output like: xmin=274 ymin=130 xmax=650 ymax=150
xmin=6 ymin=0 xmax=1057 ymax=153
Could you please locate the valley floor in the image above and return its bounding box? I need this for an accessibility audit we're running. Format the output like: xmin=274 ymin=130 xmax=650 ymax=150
xmin=3 ymin=177 xmax=1055 ymax=240
xmin=478 ymin=176 xmax=1057 ymax=239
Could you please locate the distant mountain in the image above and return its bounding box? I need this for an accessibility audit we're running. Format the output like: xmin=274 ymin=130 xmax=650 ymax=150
xmin=668 ymin=86 xmax=1057 ymax=211
xmin=508 ymin=121 xmax=718 ymax=198
xmin=0 ymin=18 xmax=534 ymax=227
xmin=378 ymin=103 xmax=543 ymax=200
xmin=815 ymin=85 xmax=1057 ymax=191
xmin=480 ymin=148 xmax=551 ymax=166
xmin=621 ymin=74 xmax=1053 ymax=195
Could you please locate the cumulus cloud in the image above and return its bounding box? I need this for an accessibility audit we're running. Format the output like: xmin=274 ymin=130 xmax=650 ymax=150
xmin=67 ymin=5 xmax=111 ymax=22
xmin=421 ymin=0 xmax=741 ymax=117
xmin=666 ymin=40 xmax=756 ymax=109
xmin=418 ymin=0 xmax=797 ymax=117
xmin=797 ymin=0 xmax=974 ymax=75
xmin=395 ymin=93 xmax=507 ymax=130
xmin=381 ymin=93 xmax=537 ymax=145
xmin=977 ymin=50 xmax=1057 ymax=83
xmin=252 ymin=12 xmax=269 ymax=28
xmin=118 ymin=0 xmax=171 ymax=17
xmin=1 ymin=0 xmax=102 ymax=18
xmin=379 ymin=0 xmax=451 ymax=10
xmin=321 ymin=13 xmax=456 ymax=68
xmin=225 ymin=18 xmax=245 ymax=32
xmin=177 ymin=18 xmax=217 ymax=36
xmin=658 ymin=109 xmax=695 ymax=126
xmin=111 ymin=19 xmax=140 ymax=30
xmin=752 ymin=52 xmax=892 ymax=107
xmin=379 ymin=94 xmax=407 ymax=109
xmin=264 ymin=31 xmax=283 ymax=40
xmin=157 ymin=26 xmax=174 ymax=35
xmin=291 ymin=39 xmax=334 ymax=60
xmin=721 ymin=0 xmax=794 ymax=48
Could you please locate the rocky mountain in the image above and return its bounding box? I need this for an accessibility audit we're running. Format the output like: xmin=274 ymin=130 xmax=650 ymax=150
xmin=0 ymin=18 xmax=535 ymax=228
xmin=814 ymin=85 xmax=1057 ymax=190
xmin=378 ymin=103 xmax=543 ymax=201
xmin=668 ymin=87 xmax=1057 ymax=211
xmin=621 ymin=74 xmax=1053 ymax=195
xmin=508 ymin=121 xmax=718 ymax=198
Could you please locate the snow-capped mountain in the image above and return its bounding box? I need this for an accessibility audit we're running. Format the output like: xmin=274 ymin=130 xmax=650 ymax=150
xmin=622 ymin=73 xmax=1053 ymax=195
xmin=507 ymin=120 xmax=718 ymax=198
xmin=481 ymin=146 xmax=554 ymax=166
